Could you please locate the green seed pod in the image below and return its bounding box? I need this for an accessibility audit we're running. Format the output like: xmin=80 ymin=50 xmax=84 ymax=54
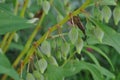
xmin=13 ymin=33 xmax=19 ymax=42
xmin=37 ymin=58 xmax=48 ymax=73
xmin=61 ymin=42 xmax=70 ymax=60
xmin=93 ymin=7 xmax=103 ymax=21
xmin=26 ymin=73 xmax=35 ymax=80
xmin=102 ymin=6 xmax=112 ymax=23
xmin=40 ymin=40 xmax=51 ymax=57
xmin=48 ymin=56 xmax=58 ymax=66
xmin=113 ymin=6 xmax=120 ymax=25
xmin=69 ymin=27 xmax=78 ymax=44
xmin=93 ymin=27 xmax=104 ymax=43
xmin=75 ymin=38 xmax=84 ymax=54
xmin=33 ymin=70 xmax=44 ymax=80
xmin=42 ymin=1 xmax=50 ymax=14
xmin=57 ymin=14 xmax=63 ymax=22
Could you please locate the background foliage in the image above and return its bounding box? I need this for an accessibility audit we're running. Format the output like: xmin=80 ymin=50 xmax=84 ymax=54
xmin=0 ymin=0 xmax=120 ymax=80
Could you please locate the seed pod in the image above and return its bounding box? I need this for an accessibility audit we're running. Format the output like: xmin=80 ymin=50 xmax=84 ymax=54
xmin=61 ymin=42 xmax=70 ymax=60
xmin=93 ymin=27 xmax=104 ymax=43
xmin=40 ymin=40 xmax=51 ymax=57
xmin=37 ymin=58 xmax=48 ymax=73
xmin=113 ymin=6 xmax=120 ymax=25
xmin=68 ymin=27 xmax=78 ymax=44
xmin=48 ymin=56 xmax=58 ymax=66
xmin=102 ymin=6 xmax=112 ymax=23
xmin=42 ymin=1 xmax=50 ymax=14
xmin=75 ymin=38 xmax=84 ymax=54
xmin=33 ymin=70 xmax=44 ymax=80
xmin=26 ymin=73 xmax=35 ymax=80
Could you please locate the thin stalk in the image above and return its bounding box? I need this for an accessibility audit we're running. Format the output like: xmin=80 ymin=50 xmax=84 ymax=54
xmin=0 ymin=33 xmax=10 ymax=49
xmin=13 ymin=13 xmax=45 ymax=67
xmin=3 ymin=32 xmax=16 ymax=53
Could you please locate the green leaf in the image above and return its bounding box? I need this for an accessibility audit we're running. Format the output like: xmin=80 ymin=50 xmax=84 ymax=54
xmin=26 ymin=73 xmax=35 ymax=80
xmin=83 ymin=50 xmax=100 ymax=66
xmin=40 ymin=40 xmax=51 ymax=57
xmin=0 ymin=7 xmax=33 ymax=35
xmin=113 ymin=6 xmax=120 ymax=25
xmin=42 ymin=1 xmax=50 ymax=14
xmin=85 ymin=45 xmax=114 ymax=70
xmin=102 ymin=6 xmax=112 ymax=23
xmin=0 ymin=53 xmax=19 ymax=80
xmin=92 ymin=19 xmax=120 ymax=54
xmin=45 ymin=60 xmax=115 ymax=80
xmin=45 ymin=65 xmax=63 ymax=80
xmin=69 ymin=27 xmax=78 ymax=44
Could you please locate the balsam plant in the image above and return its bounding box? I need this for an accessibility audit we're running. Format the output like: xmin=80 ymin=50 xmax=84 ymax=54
xmin=0 ymin=0 xmax=120 ymax=80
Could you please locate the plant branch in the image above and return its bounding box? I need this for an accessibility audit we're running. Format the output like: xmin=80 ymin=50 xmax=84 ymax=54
xmin=22 ymin=0 xmax=91 ymax=68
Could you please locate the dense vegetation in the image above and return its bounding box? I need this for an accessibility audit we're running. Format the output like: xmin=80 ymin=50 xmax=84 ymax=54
xmin=0 ymin=0 xmax=120 ymax=80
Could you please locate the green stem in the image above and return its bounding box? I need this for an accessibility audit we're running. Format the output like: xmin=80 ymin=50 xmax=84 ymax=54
xmin=20 ymin=0 xmax=29 ymax=18
xmin=3 ymin=32 xmax=16 ymax=53
xmin=13 ymin=13 xmax=45 ymax=67
xmin=22 ymin=0 xmax=91 ymax=68
xmin=0 ymin=33 xmax=10 ymax=49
